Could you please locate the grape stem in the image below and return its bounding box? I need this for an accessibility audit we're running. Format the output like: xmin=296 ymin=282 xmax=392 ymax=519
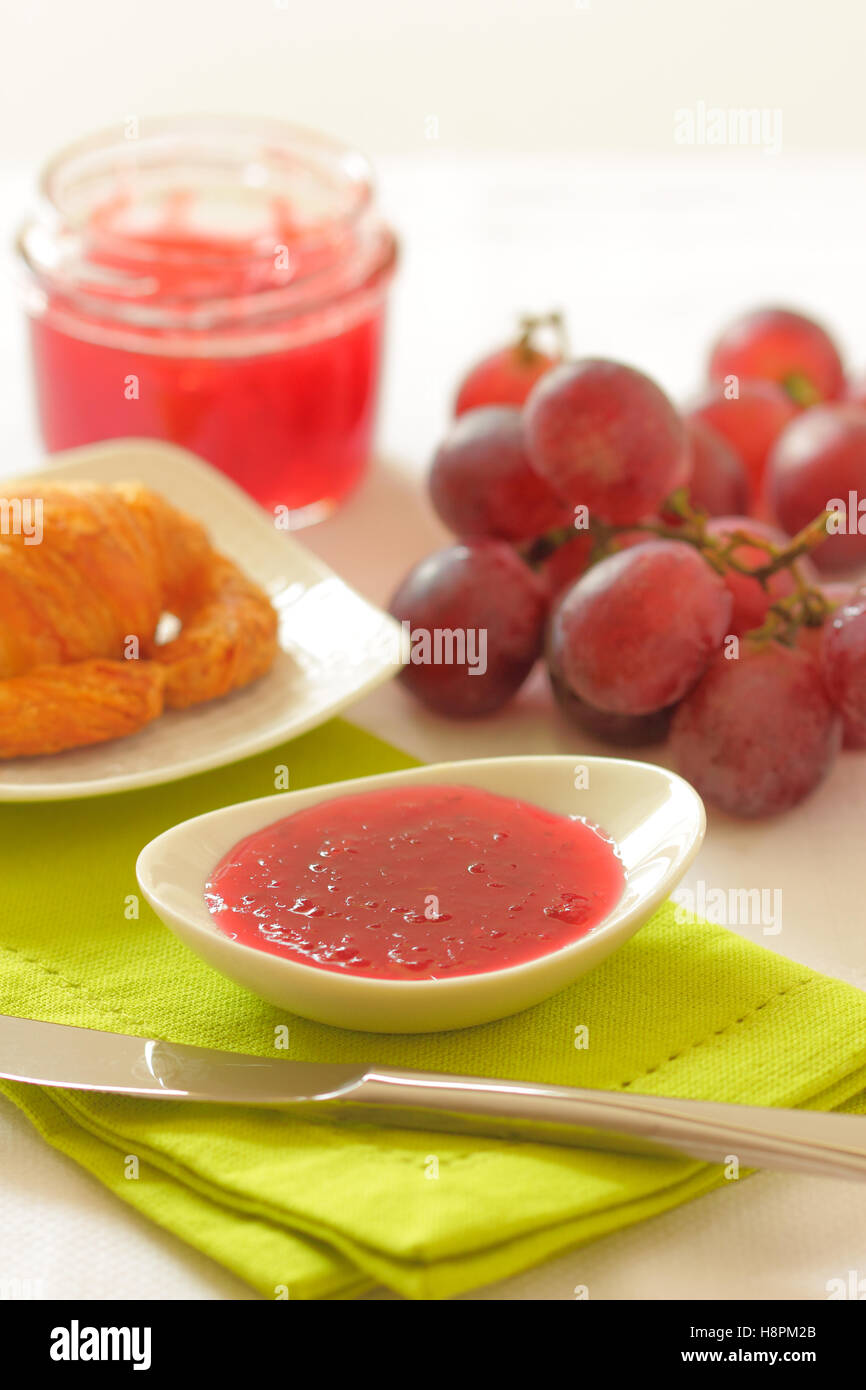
xmin=782 ymin=371 xmax=821 ymax=408
xmin=526 ymin=494 xmax=834 ymax=646
xmin=515 ymin=311 xmax=569 ymax=363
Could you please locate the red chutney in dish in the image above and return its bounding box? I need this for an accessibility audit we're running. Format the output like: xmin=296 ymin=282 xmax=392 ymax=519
xmin=204 ymin=784 xmax=625 ymax=981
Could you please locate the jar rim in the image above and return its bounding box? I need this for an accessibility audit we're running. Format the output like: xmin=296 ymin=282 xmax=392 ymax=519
xmin=16 ymin=115 xmax=397 ymax=339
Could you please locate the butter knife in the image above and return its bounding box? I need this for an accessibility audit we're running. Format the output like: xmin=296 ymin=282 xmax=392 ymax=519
xmin=2 ymin=1014 xmax=865 ymax=1181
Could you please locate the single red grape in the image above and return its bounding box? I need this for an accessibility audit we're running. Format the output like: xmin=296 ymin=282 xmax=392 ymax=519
xmin=547 ymin=627 xmax=673 ymax=745
xmin=766 ymin=404 xmax=866 ymax=571
xmin=708 ymin=306 xmax=845 ymax=405
xmin=670 ymin=643 xmax=842 ymax=817
xmin=455 ymin=342 xmax=556 ymax=415
xmin=669 ymin=417 xmax=750 ymax=519
xmin=524 ymin=359 xmax=688 ymax=525
xmin=388 ymin=539 xmax=547 ymax=717
xmin=429 ymin=406 xmax=571 ymax=542
xmin=704 ymin=516 xmax=812 ymax=635
xmin=820 ymin=590 xmax=866 ymax=748
xmin=548 ymin=540 xmax=732 ymax=715
xmin=690 ymin=381 xmax=798 ymax=499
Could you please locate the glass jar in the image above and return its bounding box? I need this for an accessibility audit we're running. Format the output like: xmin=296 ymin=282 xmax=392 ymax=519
xmin=16 ymin=116 xmax=398 ymax=526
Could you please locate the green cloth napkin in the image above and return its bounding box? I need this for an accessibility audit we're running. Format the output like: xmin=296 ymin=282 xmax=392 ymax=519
xmin=2 ymin=717 xmax=866 ymax=1301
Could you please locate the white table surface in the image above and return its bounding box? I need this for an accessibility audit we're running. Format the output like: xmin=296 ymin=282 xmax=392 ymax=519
xmin=1 ymin=153 xmax=865 ymax=1300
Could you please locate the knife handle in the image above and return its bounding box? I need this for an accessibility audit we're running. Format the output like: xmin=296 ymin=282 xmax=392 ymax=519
xmin=343 ymin=1068 xmax=866 ymax=1182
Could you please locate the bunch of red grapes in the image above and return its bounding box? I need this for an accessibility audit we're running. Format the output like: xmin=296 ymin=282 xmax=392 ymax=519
xmin=389 ymin=308 xmax=866 ymax=818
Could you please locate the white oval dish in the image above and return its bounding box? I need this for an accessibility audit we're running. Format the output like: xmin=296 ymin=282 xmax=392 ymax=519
xmin=136 ymin=755 xmax=705 ymax=1033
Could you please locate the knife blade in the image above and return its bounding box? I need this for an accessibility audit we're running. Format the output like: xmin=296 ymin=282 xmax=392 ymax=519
xmin=0 ymin=1013 xmax=364 ymax=1102
xmin=3 ymin=1013 xmax=866 ymax=1181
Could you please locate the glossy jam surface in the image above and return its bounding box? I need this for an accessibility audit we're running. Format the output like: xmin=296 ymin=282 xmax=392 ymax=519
xmin=205 ymin=784 xmax=625 ymax=981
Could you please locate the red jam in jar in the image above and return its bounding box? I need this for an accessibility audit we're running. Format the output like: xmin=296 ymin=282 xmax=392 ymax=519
xmin=16 ymin=117 xmax=397 ymax=526
xmin=205 ymin=784 xmax=625 ymax=981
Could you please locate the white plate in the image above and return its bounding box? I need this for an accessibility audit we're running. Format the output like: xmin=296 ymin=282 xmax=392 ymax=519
xmin=0 ymin=440 xmax=402 ymax=801
xmin=137 ymin=755 xmax=706 ymax=1032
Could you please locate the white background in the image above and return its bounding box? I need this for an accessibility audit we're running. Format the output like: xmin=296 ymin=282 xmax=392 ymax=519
xmin=3 ymin=0 xmax=866 ymax=163
xmin=1 ymin=0 xmax=865 ymax=1301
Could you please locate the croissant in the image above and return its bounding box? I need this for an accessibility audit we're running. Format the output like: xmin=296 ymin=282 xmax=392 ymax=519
xmin=0 ymin=481 xmax=278 ymax=758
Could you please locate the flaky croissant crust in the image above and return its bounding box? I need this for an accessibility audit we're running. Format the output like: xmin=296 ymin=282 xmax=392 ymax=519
xmin=0 ymin=481 xmax=278 ymax=758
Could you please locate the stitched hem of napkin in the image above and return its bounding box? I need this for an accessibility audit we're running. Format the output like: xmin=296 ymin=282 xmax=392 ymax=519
xmin=618 ymin=977 xmax=814 ymax=1090
xmin=0 ymin=941 xmax=167 ymax=1037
